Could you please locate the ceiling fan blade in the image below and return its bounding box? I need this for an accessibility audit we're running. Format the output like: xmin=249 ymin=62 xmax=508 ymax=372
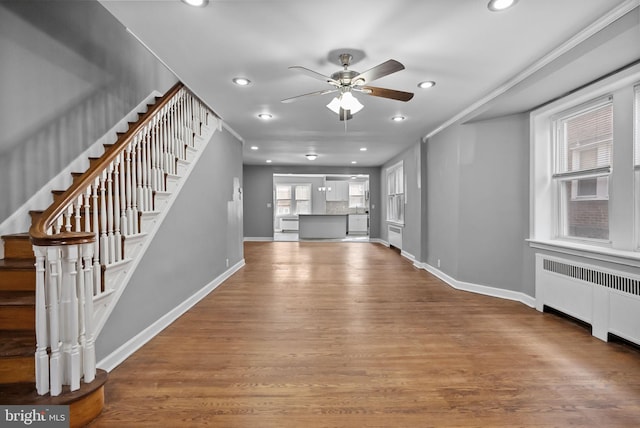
xmin=351 ymin=59 xmax=405 ymax=85
xmin=338 ymin=107 xmax=353 ymax=121
xmin=281 ymin=88 xmax=339 ymax=103
xmin=289 ymin=66 xmax=340 ymax=86
xmin=360 ymin=86 xmax=414 ymax=102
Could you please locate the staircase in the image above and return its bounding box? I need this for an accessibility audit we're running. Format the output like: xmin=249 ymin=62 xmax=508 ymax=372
xmin=0 ymin=82 xmax=217 ymax=427
xmin=0 ymin=233 xmax=108 ymax=426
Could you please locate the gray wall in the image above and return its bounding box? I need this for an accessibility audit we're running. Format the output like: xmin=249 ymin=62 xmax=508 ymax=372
xmin=0 ymin=0 xmax=177 ymax=223
xmin=380 ymin=142 xmax=423 ymax=261
xmin=96 ymin=127 xmax=243 ymax=360
xmin=425 ymin=114 xmax=533 ymax=295
xmin=243 ymin=165 xmax=382 ymax=239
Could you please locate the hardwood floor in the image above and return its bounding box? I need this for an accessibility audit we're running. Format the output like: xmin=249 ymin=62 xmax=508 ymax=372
xmin=89 ymin=242 xmax=640 ymax=427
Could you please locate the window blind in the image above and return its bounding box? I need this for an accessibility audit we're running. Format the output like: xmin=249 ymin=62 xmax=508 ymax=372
xmin=556 ymin=101 xmax=613 ymax=177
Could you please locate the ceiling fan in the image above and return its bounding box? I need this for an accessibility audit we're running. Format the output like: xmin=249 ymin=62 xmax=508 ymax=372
xmin=281 ymin=53 xmax=414 ymax=121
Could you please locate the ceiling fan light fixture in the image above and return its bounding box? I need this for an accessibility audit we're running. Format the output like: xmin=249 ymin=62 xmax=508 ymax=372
xmin=340 ymin=92 xmax=364 ymax=114
xmin=257 ymin=113 xmax=273 ymax=120
xmin=306 ymin=154 xmax=318 ymax=161
xmin=326 ymin=97 xmax=342 ymax=115
xmin=326 ymin=92 xmax=364 ymax=116
xmin=391 ymin=115 xmax=406 ymax=122
xmin=181 ymin=0 xmax=209 ymax=7
xmin=488 ymin=0 xmax=518 ymax=11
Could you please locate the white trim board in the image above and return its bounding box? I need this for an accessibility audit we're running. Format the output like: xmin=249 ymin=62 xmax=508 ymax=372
xmin=97 ymin=258 xmax=245 ymax=373
xmin=414 ymin=261 xmax=536 ymax=308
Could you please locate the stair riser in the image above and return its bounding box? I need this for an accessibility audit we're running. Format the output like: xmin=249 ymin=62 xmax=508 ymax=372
xmin=3 ymin=239 xmax=34 ymax=260
xmin=0 ymin=355 xmax=34 ymax=383
xmin=0 ymin=270 xmax=36 ymax=291
xmin=0 ymin=306 xmax=35 ymax=330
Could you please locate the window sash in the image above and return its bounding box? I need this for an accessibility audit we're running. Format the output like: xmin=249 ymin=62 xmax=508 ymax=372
xmin=555 ymin=99 xmax=613 ymax=175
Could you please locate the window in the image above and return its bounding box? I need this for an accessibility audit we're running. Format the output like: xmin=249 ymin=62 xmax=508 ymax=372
xmin=553 ymin=99 xmax=612 ymax=241
xmin=275 ymin=183 xmax=312 ymax=216
xmin=349 ymin=182 xmax=365 ymax=208
xmin=275 ymin=185 xmax=291 ymax=216
xmin=635 ymin=85 xmax=640 ymax=247
xmin=294 ymin=185 xmax=311 ymax=214
xmin=386 ymin=161 xmax=404 ymax=224
xmin=530 ymin=64 xmax=640 ymax=259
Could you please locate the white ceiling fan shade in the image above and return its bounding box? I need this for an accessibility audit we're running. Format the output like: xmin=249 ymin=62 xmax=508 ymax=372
xmin=326 ymin=97 xmax=342 ymax=114
xmin=340 ymin=92 xmax=364 ymax=114
xmin=326 ymin=92 xmax=364 ymax=115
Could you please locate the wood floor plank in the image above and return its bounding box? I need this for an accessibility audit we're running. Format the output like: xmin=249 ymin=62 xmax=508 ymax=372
xmin=89 ymin=242 xmax=640 ymax=427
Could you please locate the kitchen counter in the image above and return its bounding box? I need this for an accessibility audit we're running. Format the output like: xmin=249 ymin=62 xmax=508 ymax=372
xmin=298 ymin=214 xmax=348 ymax=239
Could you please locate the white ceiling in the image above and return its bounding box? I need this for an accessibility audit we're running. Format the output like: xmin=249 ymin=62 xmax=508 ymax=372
xmin=100 ymin=0 xmax=637 ymax=167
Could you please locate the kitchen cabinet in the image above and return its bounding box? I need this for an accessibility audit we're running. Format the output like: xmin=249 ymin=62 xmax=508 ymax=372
xmin=348 ymin=214 xmax=368 ymax=234
xmin=325 ymin=180 xmax=349 ymax=201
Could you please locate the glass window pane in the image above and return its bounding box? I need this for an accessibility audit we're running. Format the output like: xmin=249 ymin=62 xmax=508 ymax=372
xmin=558 ymin=102 xmax=612 ymax=174
xmin=560 ymin=177 xmax=609 ymax=240
xmin=276 ymin=185 xmax=291 ymax=200
xmin=295 ymin=185 xmax=310 ymax=200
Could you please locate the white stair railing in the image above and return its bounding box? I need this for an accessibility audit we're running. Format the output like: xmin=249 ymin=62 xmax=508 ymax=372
xmin=30 ymin=83 xmax=215 ymax=396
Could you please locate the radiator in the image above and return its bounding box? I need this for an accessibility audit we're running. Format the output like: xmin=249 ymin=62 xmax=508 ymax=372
xmin=280 ymin=217 xmax=298 ymax=231
xmin=388 ymin=224 xmax=403 ymax=249
xmin=535 ymin=254 xmax=640 ymax=345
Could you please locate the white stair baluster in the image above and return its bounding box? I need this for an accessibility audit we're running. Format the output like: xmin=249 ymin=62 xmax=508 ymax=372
xmin=60 ymin=245 xmax=81 ymax=391
xmin=91 ymin=178 xmax=101 ymax=294
xmin=81 ymin=243 xmax=96 ymax=383
xmin=106 ymin=162 xmax=115 ymax=264
xmin=118 ymin=152 xmax=127 ymax=237
xmin=34 ymin=246 xmax=50 ymax=395
xmin=73 ymin=196 xmax=82 ymax=232
xmin=98 ymin=170 xmax=108 ymax=265
xmin=113 ymin=156 xmax=122 ymax=261
xmin=47 ymin=247 xmax=62 ymax=396
xmin=125 ymin=142 xmax=135 ymax=235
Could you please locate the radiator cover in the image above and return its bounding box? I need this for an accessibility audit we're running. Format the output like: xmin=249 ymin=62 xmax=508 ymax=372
xmin=535 ymin=254 xmax=640 ymax=345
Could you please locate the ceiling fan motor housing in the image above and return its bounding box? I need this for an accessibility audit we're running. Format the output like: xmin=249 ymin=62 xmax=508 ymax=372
xmin=331 ymin=69 xmax=360 ymax=86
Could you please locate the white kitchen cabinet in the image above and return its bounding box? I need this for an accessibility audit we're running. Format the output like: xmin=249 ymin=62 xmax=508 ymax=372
xmin=348 ymin=214 xmax=368 ymax=234
xmin=325 ymin=180 xmax=349 ymax=201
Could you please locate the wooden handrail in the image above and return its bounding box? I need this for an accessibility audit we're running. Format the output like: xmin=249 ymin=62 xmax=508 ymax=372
xmin=29 ymin=82 xmax=185 ymax=247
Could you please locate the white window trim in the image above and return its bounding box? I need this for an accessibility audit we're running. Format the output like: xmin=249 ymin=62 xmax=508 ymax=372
xmin=530 ymin=63 xmax=640 ymax=266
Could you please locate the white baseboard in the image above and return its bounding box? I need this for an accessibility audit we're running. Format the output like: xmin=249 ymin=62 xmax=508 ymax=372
xmin=96 ymin=258 xmax=245 ymax=372
xmin=244 ymin=236 xmax=274 ymax=242
xmin=369 ymin=238 xmax=388 ymax=247
xmin=415 ymin=261 xmax=536 ymax=308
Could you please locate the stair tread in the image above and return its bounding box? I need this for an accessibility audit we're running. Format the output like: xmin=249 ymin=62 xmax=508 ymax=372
xmin=0 ymin=291 xmax=35 ymax=306
xmin=0 ymin=232 xmax=30 ymax=239
xmin=0 ymin=369 xmax=107 ymax=405
xmin=0 ymin=330 xmax=34 ymax=357
xmin=0 ymin=259 xmax=35 ymax=270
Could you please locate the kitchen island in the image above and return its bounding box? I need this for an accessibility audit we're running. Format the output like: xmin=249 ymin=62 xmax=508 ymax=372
xmin=298 ymin=214 xmax=348 ymax=239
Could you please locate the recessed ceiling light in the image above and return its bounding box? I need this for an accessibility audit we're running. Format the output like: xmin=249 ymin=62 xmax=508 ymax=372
xmin=181 ymin=0 xmax=209 ymax=6
xmin=266 ymin=159 xmax=272 ymax=163
xmin=257 ymin=113 xmax=273 ymax=120
xmin=391 ymin=115 xmax=406 ymax=122
xmin=418 ymin=81 xmax=436 ymax=89
xmin=360 ymin=147 xmax=367 ymax=151
xmin=351 ymin=161 xmax=357 ymax=164
xmin=487 ymin=0 xmax=518 ymax=12
xmin=232 ymin=77 xmax=251 ymax=86
xmin=306 ymin=154 xmax=318 ymax=161
xmin=250 ymin=146 xmax=259 ymax=150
